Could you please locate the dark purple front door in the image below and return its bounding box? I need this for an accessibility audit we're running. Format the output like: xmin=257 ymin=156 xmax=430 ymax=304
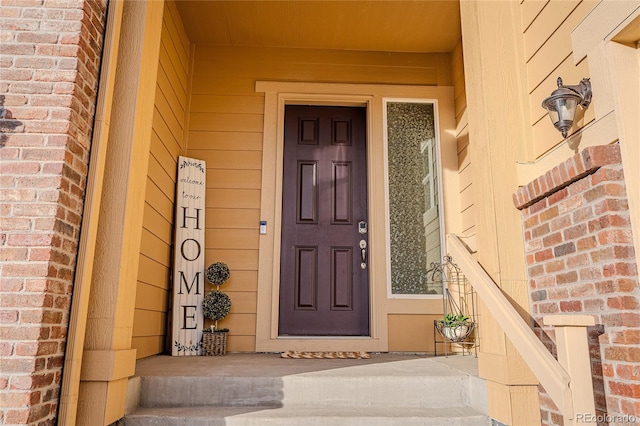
xmin=279 ymin=105 xmax=369 ymax=336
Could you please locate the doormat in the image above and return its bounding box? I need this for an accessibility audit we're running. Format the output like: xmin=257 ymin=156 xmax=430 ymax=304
xmin=280 ymin=351 xmax=371 ymax=359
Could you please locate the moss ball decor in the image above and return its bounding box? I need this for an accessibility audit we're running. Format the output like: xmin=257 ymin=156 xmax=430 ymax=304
xmin=206 ymin=262 xmax=230 ymax=286
xmin=202 ymin=290 xmax=231 ymax=321
xmin=202 ymin=262 xmax=232 ymax=334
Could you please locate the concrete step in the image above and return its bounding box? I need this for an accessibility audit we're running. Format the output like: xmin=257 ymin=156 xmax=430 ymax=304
xmin=125 ymin=405 xmax=491 ymax=426
xmin=138 ymin=358 xmax=473 ymax=409
xmin=125 ymin=354 xmax=489 ymax=425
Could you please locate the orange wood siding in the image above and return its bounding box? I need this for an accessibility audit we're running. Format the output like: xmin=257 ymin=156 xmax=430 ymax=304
xmin=452 ymin=39 xmax=475 ymax=250
xmin=187 ymin=45 xmax=452 ymax=352
xmin=521 ymin=0 xmax=598 ymax=159
xmin=133 ymin=0 xmax=191 ymax=360
xmin=458 ymin=133 xmax=475 ymax=243
xmin=452 ymin=39 xmax=466 ymax=123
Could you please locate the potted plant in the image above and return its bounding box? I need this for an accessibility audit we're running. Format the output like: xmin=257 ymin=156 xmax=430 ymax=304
xmin=436 ymin=312 xmax=473 ymax=342
xmin=202 ymin=262 xmax=231 ymax=356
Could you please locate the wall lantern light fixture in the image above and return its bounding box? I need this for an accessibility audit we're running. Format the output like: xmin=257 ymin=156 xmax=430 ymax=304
xmin=541 ymin=77 xmax=592 ymax=138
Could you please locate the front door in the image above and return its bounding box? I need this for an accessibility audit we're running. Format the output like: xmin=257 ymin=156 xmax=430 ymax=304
xmin=279 ymin=105 xmax=369 ymax=336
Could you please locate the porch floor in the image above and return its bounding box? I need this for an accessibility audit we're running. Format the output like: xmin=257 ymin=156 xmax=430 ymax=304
xmin=133 ymin=352 xmax=480 ymax=379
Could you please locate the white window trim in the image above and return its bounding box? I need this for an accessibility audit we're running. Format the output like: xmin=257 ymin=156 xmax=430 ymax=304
xmin=382 ymin=98 xmax=447 ymax=300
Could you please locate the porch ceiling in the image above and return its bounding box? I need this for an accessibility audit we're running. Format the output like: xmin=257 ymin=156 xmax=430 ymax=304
xmin=175 ymin=1 xmax=461 ymax=53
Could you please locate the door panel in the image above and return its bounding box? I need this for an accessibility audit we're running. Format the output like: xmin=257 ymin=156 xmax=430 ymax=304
xmin=280 ymin=105 xmax=369 ymax=336
xmin=297 ymin=161 xmax=318 ymax=223
xmin=294 ymin=246 xmax=317 ymax=310
xmin=332 ymin=161 xmax=352 ymax=224
xmin=331 ymin=247 xmax=353 ymax=310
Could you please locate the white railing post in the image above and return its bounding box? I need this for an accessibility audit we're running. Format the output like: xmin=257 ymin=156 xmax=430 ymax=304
xmin=543 ymin=315 xmax=597 ymax=425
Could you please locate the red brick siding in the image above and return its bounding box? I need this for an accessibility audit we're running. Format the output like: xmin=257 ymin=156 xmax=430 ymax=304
xmin=515 ymin=145 xmax=639 ymax=425
xmin=0 ymin=0 xmax=107 ymax=424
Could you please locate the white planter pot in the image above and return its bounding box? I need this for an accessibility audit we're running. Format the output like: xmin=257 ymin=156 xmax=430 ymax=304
xmin=442 ymin=324 xmax=469 ymax=341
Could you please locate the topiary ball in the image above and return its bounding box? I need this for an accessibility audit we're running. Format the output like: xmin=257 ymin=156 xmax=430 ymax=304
xmin=206 ymin=262 xmax=230 ymax=286
xmin=202 ymin=290 xmax=231 ymax=321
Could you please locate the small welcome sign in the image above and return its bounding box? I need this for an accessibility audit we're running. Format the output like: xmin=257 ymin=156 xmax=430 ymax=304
xmin=172 ymin=156 xmax=206 ymax=356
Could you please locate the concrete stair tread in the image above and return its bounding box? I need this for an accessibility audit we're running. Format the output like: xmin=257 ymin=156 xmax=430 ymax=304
xmin=135 ymin=355 xmax=469 ymax=378
xmin=125 ymin=355 xmax=489 ymax=425
xmin=138 ymin=357 xmax=476 ymax=409
xmin=126 ymin=405 xmax=491 ymax=425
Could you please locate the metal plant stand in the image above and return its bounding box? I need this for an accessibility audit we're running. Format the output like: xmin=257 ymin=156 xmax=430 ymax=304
xmin=430 ymin=256 xmax=478 ymax=357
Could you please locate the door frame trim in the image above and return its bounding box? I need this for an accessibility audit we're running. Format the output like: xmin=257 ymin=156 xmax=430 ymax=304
xmin=254 ymin=81 xmax=457 ymax=352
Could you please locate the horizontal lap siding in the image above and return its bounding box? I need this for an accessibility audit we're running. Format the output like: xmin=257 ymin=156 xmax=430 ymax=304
xmin=133 ymin=0 xmax=191 ymax=360
xmin=452 ymin=40 xmax=466 ymax=123
xmin=453 ymin=40 xmax=476 ymax=251
xmin=188 ymin=45 xmax=451 ymax=352
xmin=521 ymin=0 xmax=598 ymax=159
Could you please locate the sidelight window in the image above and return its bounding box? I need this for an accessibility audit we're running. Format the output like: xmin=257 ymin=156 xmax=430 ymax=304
xmin=385 ymin=100 xmax=443 ymax=296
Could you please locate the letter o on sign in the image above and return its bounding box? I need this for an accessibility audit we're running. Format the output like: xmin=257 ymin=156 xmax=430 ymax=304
xmin=180 ymin=238 xmax=201 ymax=261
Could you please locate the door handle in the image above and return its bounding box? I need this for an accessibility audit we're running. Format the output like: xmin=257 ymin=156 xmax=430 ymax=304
xmin=359 ymin=239 xmax=367 ymax=269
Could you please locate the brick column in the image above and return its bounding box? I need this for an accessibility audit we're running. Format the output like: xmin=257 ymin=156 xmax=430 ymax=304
xmin=0 ymin=0 xmax=107 ymax=424
xmin=514 ymin=145 xmax=639 ymax=425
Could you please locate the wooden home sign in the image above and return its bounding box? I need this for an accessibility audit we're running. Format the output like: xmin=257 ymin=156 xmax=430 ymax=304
xmin=171 ymin=156 xmax=206 ymax=356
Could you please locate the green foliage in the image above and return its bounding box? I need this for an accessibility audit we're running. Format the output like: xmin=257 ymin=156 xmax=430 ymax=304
xmin=439 ymin=313 xmax=470 ymax=327
xmin=206 ymin=262 xmax=230 ymax=286
xmin=202 ymin=290 xmax=231 ymax=321
xmin=203 ymin=262 xmax=232 ymax=332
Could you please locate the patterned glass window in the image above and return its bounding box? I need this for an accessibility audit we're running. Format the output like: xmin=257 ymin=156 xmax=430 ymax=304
xmin=386 ymin=101 xmax=442 ymax=295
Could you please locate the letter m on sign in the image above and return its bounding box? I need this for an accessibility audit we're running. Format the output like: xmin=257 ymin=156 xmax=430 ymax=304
xmin=172 ymin=156 xmax=206 ymax=356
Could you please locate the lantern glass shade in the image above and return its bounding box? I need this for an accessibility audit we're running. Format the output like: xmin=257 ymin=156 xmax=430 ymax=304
xmin=542 ymin=92 xmax=581 ymax=138
xmin=541 ymin=77 xmax=592 ymax=138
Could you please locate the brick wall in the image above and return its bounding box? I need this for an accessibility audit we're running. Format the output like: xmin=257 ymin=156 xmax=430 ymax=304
xmin=514 ymin=145 xmax=639 ymax=425
xmin=0 ymin=0 xmax=107 ymax=424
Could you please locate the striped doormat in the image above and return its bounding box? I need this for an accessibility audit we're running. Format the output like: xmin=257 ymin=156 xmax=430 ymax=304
xmin=280 ymin=351 xmax=371 ymax=359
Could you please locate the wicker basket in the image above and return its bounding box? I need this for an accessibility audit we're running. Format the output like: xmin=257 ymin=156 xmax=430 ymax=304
xmin=202 ymin=331 xmax=227 ymax=356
